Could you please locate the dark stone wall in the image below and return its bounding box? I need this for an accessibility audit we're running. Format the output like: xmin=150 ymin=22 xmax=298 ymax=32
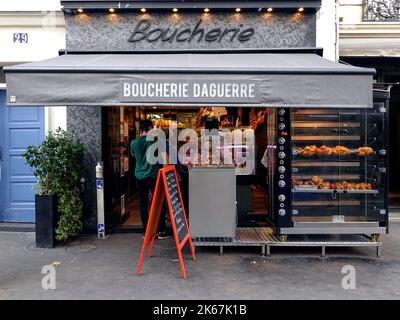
xmin=67 ymin=106 xmax=102 ymax=230
xmin=65 ymin=11 xmax=316 ymax=230
xmin=65 ymin=12 xmax=316 ymax=50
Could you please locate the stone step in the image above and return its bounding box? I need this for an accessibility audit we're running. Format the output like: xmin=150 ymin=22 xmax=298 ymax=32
xmin=0 ymin=222 xmax=35 ymax=232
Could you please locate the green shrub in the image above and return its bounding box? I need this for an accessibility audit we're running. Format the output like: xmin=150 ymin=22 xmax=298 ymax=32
xmin=23 ymin=128 xmax=84 ymax=241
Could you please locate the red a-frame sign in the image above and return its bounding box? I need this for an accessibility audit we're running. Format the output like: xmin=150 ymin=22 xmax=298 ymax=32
xmin=136 ymin=165 xmax=195 ymax=279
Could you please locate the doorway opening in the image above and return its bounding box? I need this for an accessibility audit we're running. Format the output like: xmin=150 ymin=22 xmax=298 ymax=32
xmin=102 ymin=106 xmax=275 ymax=231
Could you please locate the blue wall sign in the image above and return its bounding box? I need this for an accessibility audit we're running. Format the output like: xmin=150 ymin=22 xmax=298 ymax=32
xmin=96 ymin=179 xmax=104 ymax=189
xmin=13 ymin=33 xmax=28 ymax=43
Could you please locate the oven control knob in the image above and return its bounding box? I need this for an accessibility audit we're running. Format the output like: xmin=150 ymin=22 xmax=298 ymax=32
xmin=278 ymin=123 xmax=286 ymax=130
xmin=278 ymin=166 xmax=286 ymax=173
xmin=278 ymin=194 xmax=286 ymax=202
xmin=278 ymin=137 xmax=286 ymax=145
xmin=278 ymin=180 xmax=286 ymax=188
xmin=278 ymin=152 xmax=286 ymax=159
xmin=278 ymin=209 xmax=286 ymax=216
xmin=278 ymin=109 xmax=285 ymax=116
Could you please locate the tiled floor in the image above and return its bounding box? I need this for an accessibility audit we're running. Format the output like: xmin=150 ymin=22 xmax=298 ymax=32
xmin=122 ymin=196 xmax=142 ymax=226
xmin=251 ymin=185 xmax=268 ymax=214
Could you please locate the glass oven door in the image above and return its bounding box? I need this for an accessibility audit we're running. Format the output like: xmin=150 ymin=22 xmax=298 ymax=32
xmin=291 ymin=109 xmax=342 ymax=222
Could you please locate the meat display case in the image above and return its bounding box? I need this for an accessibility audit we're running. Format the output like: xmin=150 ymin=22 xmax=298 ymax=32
xmin=274 ymin=104 xmax=388 ymax=236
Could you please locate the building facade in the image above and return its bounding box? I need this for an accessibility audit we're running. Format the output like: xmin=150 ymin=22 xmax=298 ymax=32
xmin=0 ymin=0 xmax=65 ymax=222
xmin=6 ymin=1 xmax=386 ymax=239
xmin=5 ymin=0 xmax=384 ymax=238
xmin=1 ymin=0 xmax=339 ymax=227
xmin=339 ymin=0 xmax=400 ymax=211
xmin=63 ymin=2 xmax=321 ymax=230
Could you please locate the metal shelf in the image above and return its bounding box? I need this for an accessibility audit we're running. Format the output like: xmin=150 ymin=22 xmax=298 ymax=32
xmin=292 ymin=161 xmax=360 ymax=167
xmin=292 ymin=121 xmax=360 ymax=128
xmin=293 ymin=200 xmax=360 ymax=206
xmin=292 ymin=188 xmax=379 ymax=194
xmin=292 ymin=174 xmax=360 ymax=180
xmin=292 ymin=149 xmax=375 ymax=157
xmin=292 ymin=135 xmax=360 ymax=141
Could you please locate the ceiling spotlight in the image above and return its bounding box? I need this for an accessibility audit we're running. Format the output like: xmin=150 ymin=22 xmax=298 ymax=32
xmin=108 ymin=8 xmax=115 ymax=13
xmin=77 ymin=8 xmax=83 ymax=13
xmin=235 ymin=8 xmax=241 ymax=12
xmin=204 ymin=8 xmax=210 ymax=13
xmin=172 ymin=8 xmax=178 ymax=13
xmin=140 ymin=8 xmax=147 ymax=13
xmin=298 ymin=7 xmax=304 ymax=12
xmin=267 ymin=7 xmax=273 ymax=12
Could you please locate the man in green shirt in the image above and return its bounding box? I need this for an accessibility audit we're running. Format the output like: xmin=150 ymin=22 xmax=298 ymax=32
xmin=131 ymin=119 xmax=170 ymax=239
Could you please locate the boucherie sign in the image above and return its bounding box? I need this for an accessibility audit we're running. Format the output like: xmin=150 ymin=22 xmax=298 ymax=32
xmin=120 ymin=79 xmax=261 ymax=104
xmin=128 ymin=19 xmax=255 ymax=43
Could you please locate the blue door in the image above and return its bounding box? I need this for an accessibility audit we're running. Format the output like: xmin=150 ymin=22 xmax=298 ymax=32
xmin=0 ymin=89 xmax=45 ymax=222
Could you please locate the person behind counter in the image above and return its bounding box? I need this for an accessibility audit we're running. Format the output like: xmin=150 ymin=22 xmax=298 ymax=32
xmin=130 ymin=119 xmax=171 ymax=239
xmin=173 ymin=140 xmax=192 ymax=217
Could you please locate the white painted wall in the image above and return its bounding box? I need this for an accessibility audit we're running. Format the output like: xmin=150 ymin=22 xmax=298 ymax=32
xmin=338 ymin=0 xmax=400 ymax=57
xmin=0 ymin=1 xmax=66 ymax=131
xmin=316 ymin=0 xmax=339 ymax=61
xmin=0 ymin=0 xmax=62 ymax=12
xmin=0 ymin=12 xmax=65 ymax=63
xmin=45 ymin=106 xmax=67 ymax=132
xmin=338 ymin=0 xmax=363 ymax=23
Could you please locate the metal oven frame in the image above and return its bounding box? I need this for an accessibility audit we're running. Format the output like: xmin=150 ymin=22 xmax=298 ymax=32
xmin=274 ymin=85 xmax=391 ymax=236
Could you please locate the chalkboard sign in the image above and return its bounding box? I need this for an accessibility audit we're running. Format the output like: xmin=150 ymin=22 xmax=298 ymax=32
xmin=136 ymin=165 xmax=195 ymax=279
xmin=164 ymin=170 xmax=188 ymax=243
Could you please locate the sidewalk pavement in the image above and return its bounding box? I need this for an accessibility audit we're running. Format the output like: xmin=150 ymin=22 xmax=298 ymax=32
xmin=1 ymin=222 xmax=400 ymax=300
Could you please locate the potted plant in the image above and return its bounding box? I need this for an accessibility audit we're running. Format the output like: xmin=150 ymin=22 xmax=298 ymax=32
xmin=23 ymin=128 xmax=84 ymax=248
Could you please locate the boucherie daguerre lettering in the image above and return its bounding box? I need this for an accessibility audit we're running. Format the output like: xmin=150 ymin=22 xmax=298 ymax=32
xmin=120 ymin=79 xmax=261 ymax=104
xmin=128 ymin=19 xmax=255 ymax=43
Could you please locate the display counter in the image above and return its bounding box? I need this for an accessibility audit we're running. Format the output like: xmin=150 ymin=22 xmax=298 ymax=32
xmin=189 ymin=166 xmax=236 ymax=239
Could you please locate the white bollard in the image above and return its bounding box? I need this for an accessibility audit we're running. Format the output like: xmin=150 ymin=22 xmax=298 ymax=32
xmin=96 ymin=162 xmax=105 ymax=238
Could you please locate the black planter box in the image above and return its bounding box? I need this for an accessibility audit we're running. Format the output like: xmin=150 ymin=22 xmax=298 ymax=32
xmin=35 ymin=194 xmax=58 ymax=248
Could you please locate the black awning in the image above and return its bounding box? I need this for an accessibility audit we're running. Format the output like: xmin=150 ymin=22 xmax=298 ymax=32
xmin=4 ymin=52 xmax=375 ymax=108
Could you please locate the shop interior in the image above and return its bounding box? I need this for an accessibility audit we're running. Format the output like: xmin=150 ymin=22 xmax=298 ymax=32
xmin=102 ymin=106 xmax=274 ymax=230
xmin=102 ymin=104 xmax=387 ymax=235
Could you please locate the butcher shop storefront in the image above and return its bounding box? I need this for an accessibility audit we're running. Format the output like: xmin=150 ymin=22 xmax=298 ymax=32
xmin=4 ymin=0 xmax=389 ymax=244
